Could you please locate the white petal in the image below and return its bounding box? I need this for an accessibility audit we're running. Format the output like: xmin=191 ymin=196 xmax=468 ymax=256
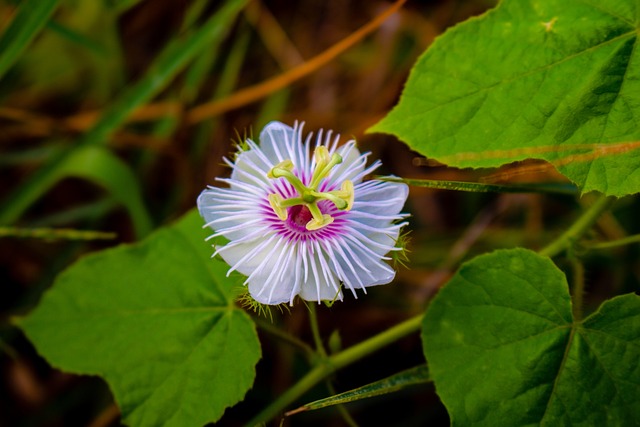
xmin=259 ymin=121 xmax=309 ymax=172
xmin=327 ymin=141 xmax=368 ymax=185
xmin=216 ymin=233 xmax=279 ymax=276
xmin=229 ymin=148 xmax=274 ymax=190
xmin=336 ymin=236 xmax=396 ymax=289
xmin=246 ymin=239 xmax=298 ymax=305
xmin=349 ymin=181 xmax=409 ymax=227
xmin=298 ymin=241 xmax=343 ymax=303
xmin=197 ymin=189 xmax=266 ymax=240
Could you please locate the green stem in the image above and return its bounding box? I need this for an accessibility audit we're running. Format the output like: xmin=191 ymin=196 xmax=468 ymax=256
xmin=247 ymin=313 xmax=423 ymax=425
xmin=538 ymin=195 xmax=616 ymax=258
xmin=255 ymin=318 xmax=315 ymax=361
xmin=308 ymin=304 xmax=358 ymax=426
xmin=569 ymin=254 xmax=585 ymax=321
xmin=308 ymin=304 xmax=327 ymax=358
xmin=587 ymin=233 xmax=640 ymax=250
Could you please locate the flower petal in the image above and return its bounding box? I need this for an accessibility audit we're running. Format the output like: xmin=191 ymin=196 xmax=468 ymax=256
xmin=258 ymin=121 xmax=310 ymax=172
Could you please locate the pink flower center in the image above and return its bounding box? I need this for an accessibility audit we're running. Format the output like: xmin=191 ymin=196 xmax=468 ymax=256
xmin=289 ymin=205 xmax=313 ymax=228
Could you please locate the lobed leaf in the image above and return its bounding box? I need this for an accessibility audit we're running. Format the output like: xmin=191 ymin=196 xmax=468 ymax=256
xmin=18 ymin=210 xmax=261 ymax=426
xmin=422 ymin=248 xmax=640 ymax=426
xmin=371 ymin=0 xmax=640 ymax=196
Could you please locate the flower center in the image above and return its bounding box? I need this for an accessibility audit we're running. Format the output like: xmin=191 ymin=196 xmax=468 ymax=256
xmin=288 ymin=205 xmax=313 ymax=228
xmin=267 ymin=146 xmax=354 ymax=231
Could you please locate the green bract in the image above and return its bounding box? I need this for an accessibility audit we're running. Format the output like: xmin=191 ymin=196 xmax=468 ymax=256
xmin=18 ymin=210 xmax=261 ymax=427
xmin=422 ymin=248 xmax=640 ymax=426
xmin=371 ymin=0 xmax=640 ymax=196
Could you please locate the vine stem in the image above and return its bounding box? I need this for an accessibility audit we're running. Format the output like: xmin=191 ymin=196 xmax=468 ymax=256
xmin=247 ymin=313 xmax=423 ymax=425
xmin=538 ymin=194 xmax=616 ymax=258
xmin=308 ymin=303 xmax=327 ymax=358
xmin=307 ymin=304 xmax=358 ymax=426
xmin=569 ymin=254 xmax=585 ymax=321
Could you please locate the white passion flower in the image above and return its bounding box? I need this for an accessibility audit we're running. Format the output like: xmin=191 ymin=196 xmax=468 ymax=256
xmin=197 ymin=121 xmax=409 ymax=305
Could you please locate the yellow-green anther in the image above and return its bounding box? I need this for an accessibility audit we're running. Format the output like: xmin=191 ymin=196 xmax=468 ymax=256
xmin=340 ymin=180 xmax=354 ymax=211
xmin=314 ymin=145 xmax=331 ymax=166
xmin=268 ymin=193 xmax=288 ymax=220
xmin=306 ymin=213 xmax=334 ymax=231
xmin=267 ymin=159 xmax=294 ymax=179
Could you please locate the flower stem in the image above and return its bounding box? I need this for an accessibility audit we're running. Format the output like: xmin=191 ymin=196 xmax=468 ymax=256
xmin=255 ymin=318 xmax=315 ymax=361
xmin=247 ymin=313 xmax=423 ymax=425
xmin=587 ymin=232 xmax=640 ymax=250
xmin=308 ymin=303 xmax=327 ymax=358
xmin=538 ymin=194 xmax=616 ymax=258
xmin=569 ymin=254 xmax=585 ymax=321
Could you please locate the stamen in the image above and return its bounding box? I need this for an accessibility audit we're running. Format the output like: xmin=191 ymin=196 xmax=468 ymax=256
xmin=306 ymin=214 xmax=334 ymax=230
xmin=266 ymin=146 xmax=352 ymax=230
xmin=268 ymin=193 xmax=288 ymax=220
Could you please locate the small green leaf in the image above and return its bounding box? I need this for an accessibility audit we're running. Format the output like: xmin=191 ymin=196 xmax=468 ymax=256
xmin=18 ymin=210 xmax=261 ymax=426
xmin=371 ymin=0 xmax=640 ymax=196
xmin=288 ymin=365 xmax=430 ymax=416
xmin=422 ymin=248 xmax=640 ymax=426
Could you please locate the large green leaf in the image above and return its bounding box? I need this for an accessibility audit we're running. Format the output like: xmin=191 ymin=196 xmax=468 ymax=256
xmin=422 ymin=248 xmax=640 ymax=426
xmin=370 ymin=0 xmax=640 ymax=196
xmin=18 ymin=210 xmax=261 ymax=426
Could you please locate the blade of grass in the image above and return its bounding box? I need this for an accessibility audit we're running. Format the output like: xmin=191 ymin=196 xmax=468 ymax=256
xmin=0 ymin=226 xmax=116 ymax=241
xmin=0 ymin=0 xmax=247 ymax=228
xmin=286 ymin=365 xmax=431 ymax=416
xmin=191 ymin=23 xmax=252 ymax=160
xmin=45 ymin=19 xmax=107 ymax=55
xmin=380 ymin=177 xmax=579 ymax=195
xmin=0 ymin=0 xmax=60 ymax=79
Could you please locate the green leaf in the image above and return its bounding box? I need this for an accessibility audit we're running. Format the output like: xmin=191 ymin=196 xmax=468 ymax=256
xmin=422 ymin=248 xmax=640 ymax=426
xmin=288 ymin=365 xmax=430 ymax=416
xmin=0 ymin=0 xmax=60 ymax=79
xmin=58 ymin=146 xmax=152 ymax=238
xmin=17 ymin=210 xmax=261 ymax=426
xmin=370 ymin=0 xmax=640 ymax=196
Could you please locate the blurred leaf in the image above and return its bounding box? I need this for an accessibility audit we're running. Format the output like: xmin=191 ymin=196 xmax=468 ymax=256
xmin=46 ymin=19 xmax=107 ymax=55
xmin=20 ymin=0 xmax=125 ymax=102
xmin=18 ymin=210 xmax=261 ymax=426
xmin=189 ymin=23 xmax=251 ymax=159
xmin=57 ymin=146 xmax=152 ymax=238
xmin=0 ymin=0 xmax=60 ymax=79
xmin=422 ymin=248 xmax=640 ymax=426
xmin=0 ymin=226 xmax=116 ymax=240
xmin=0 ymin=0 xmax=248 ymax=227
xmin=106 ymin=0 xmax=144 ymax=14
xmin=371 ymin=0 xmax=640 ymax=196
xmin=288 ymin=365 xmax=430 ymax=415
